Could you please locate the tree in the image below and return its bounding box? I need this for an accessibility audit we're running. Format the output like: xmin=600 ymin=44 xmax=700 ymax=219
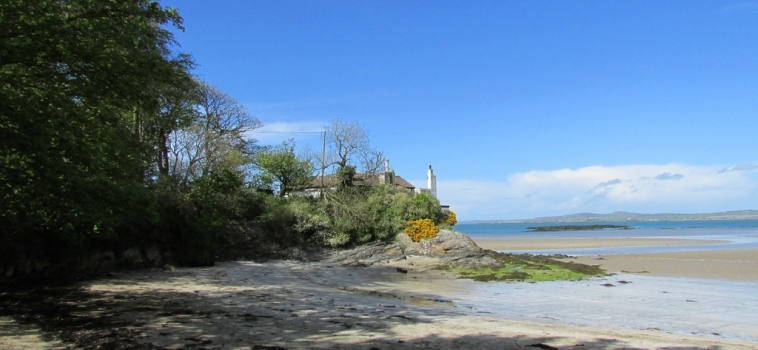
xmin=166 ymin=81 xmax=262 ymax=187
xmin=256 ymin=140 xmax=315 ymax=197
xmin=324 ymin=119 xmax=384 ymax=174
xmin=0 ymin=0 xmax=194 ymax=252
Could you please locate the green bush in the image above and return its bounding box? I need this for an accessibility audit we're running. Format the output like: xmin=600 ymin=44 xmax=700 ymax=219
xmin=257 ymin=196 xmax=330 ymax=248
xmin=152 ymin=170 xmax=268 ymax=266
xmin=304 ymin=184 xmax=445 ymax=246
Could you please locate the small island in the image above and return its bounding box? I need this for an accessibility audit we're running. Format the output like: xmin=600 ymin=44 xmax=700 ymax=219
xmin=527 ymin=224 xmax=631 ymax=232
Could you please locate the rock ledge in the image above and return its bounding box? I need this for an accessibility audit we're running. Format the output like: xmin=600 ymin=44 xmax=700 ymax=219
xmin=325 ymin=230 xmax=496 ymax=267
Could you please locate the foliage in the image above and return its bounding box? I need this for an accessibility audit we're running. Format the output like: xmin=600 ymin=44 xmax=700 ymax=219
xmin=443 ymin=209 xmax=457 ymax=226
xmin=0 ymin=0 xmax=266 ymax=268
xmin=150 ymin=170 xmax=266 ymax=266
xmin=0 ymin=0 xmax=193 ymax=255
xmin=0 ymin=0 xmax=448 ymax=271
xmin=316 ymin=185 xmax=443 ymax=246
xmin=164 ymin=81 xmax=262 ymax=188
xmin=404 ymin=219 xmax=440 ymax=242
xmin=336 ymin=165 xmax=356 ymax=187
xmin=257 ymin=184 xmax=445 ymax=248
xmin=255 ymin=140 xmax=315 ymax=197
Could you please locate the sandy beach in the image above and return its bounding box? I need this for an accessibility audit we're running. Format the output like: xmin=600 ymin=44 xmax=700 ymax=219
xmin=563 ymin=249 xmax=758 ymax=282
xmin=2 ymin=234 xmax=757 ymax=349
xmin=2 ymin=256 xmax=757 ymax=349
xmin=473 ymin=237 xmax=725 ymax=251
xmin=472 ymin=236 xmax=758 ymax=282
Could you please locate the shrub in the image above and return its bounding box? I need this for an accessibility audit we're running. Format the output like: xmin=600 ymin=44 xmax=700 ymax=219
xmin=258 ymin=196 xmax=330 ymax=248
xmin=260 ymin=183 xmax=447 ymax=247
xmin=404 ymin=218 xmax=439 ymax=242
xmin=443 ymin=209 xmax=457 ymax=226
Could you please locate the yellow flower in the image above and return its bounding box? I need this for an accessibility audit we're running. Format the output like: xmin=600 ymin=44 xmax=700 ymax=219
xmin=444 ymin=210 xmax=457 ymax=226
xmin=404 ymin=218 xmax=439 ymax=242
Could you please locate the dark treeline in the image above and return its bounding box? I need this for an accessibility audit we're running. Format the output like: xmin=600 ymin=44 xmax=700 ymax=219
xmin=1 ymin=0 xmax=450 ymax=277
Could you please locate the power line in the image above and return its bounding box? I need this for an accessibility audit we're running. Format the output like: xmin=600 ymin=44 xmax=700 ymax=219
xmin=251 ymin=130 xmax=328 ymax=197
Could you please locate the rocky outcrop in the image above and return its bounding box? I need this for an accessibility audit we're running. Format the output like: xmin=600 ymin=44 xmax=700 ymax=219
xmin=326 ymin=230 xmax=496 ymax=267
xmin=217 ymin=221 xmax=287 ymax=261
xmin=1 ymin=247 xmax=177 ymax=282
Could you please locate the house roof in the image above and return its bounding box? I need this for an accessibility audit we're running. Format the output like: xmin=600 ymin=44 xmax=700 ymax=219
xmin=391 ymin=176 xmax=416 ymax=189
xmin=306 ymin=173 xmax=416 ymax=190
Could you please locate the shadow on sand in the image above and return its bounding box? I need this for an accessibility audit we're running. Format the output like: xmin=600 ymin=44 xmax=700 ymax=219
xmin=0 ymin=261 xmax=727 ymax=350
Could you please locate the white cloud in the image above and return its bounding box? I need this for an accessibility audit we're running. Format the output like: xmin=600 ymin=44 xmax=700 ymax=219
xmin=434 ymin=163 xmax=758 ymax=220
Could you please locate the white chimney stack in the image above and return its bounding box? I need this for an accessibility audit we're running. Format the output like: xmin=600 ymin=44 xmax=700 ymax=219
xmin=427 ymin=165 xmax=437 ymax=198
xmin=385 ymin=159 xmax=390 ymax=173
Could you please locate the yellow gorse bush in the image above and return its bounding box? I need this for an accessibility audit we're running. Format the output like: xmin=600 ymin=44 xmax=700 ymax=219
xmin=404 ymin=218 xmax=439 ymax=242
xmin=444 ymin=210 xmax=457 ymax=226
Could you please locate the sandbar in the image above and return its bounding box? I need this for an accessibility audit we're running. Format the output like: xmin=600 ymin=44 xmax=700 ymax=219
xmin=472 ymin=237 xmax=724 ymax=250
xmin=562 ymin=249 xmax=758 ymax=282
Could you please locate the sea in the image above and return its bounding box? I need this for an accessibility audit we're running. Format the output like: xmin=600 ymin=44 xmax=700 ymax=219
xmin=441 ymin=219 xmax=758 ymax=341
xmin=456 ymin=219 xmax=758 ymax=255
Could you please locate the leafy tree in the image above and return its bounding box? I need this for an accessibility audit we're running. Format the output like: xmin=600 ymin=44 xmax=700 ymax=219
xmin=336 ymin=165 xmax=356 ymax=187
xmin=166 ymin=81 xmax=262 ymax=188
xmin=0 ymin=0 xmax=194 ymax=254
xmin=255 ymin=140 xmax=314 ymax=197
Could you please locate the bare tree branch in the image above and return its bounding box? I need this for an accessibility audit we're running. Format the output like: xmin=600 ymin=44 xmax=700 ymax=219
xmin=324 ymin=118 xmax=383 ymax=174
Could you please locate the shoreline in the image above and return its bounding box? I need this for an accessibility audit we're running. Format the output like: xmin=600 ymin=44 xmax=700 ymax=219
xmin=3 ymin=261 xmax=755 ymax=349
xmin=562 ymin=248 xmax=758 ymax=282
xmin=471 ymin=236 xmax=758 ymax=282
xmin=471 ymin=237 xmax=725 ymax=250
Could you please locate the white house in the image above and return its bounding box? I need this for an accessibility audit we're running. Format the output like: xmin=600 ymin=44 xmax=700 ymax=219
xmin=292 ymin=160 xmax=438 ymax=199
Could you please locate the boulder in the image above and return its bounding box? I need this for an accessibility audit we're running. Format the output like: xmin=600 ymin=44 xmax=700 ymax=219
xmin=96 ymin=251 xmax=116 ymax=273
xmin=162 ymin=251 xmax=175 ymax=265
xmin=326 ymin=229 xmax=494 ymax=267
xmin=86 ymin=252 xmax=101 ymax=273
xmin=326 ymin=241 xmax=404 ymax=266
xmin=120 ymin=247 xmax=143 ymax=267
xmin=400 ymin=230 xmax=491 ymax=265
xmin=144 ymin=246 xmax=161 ymax=265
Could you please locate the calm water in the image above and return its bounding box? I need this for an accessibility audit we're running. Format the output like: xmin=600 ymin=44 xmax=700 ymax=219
xmin=456 ymin=219 xmax=758 ymax=255
xmin=445 ymin=219 xmax=758 ymax=341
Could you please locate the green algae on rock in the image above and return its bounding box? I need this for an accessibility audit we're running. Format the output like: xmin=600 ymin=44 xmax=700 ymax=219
xmin=441 ymin=252 xmax=606 ymax=282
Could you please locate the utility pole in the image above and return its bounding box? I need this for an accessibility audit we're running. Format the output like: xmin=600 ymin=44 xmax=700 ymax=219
xmin=321 ymin=131 xmax=326 ymax=199
xmin=249 ymin=130 xmax=326 ymax=197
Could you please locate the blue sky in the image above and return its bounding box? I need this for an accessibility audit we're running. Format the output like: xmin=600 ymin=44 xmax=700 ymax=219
xmin=162 ymin=0 xmax=758 ymax=220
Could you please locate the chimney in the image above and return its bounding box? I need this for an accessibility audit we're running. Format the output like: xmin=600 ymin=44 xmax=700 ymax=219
xmin=383 ymin=159 xmax=393 ymax=185
xmin=427 ymin=165 xmax=437 ymax=198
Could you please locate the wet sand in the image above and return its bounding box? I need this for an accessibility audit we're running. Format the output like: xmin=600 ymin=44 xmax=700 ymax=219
xmin=564 ymin=249 xmax=758 ymax=282
xmin=473 ymin=237 xmax=724 ymax=250
xmin=472 ymin=236 xmax=758 ymax=282
xmin=2 ymin=261 xmax=755 ymax=349
xmin=2 ymin=236 xmax=756 ymax=348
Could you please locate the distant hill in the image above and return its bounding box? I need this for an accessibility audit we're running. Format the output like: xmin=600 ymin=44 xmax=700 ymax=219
xmin=460 ymin=210 xmax=758 ymax=224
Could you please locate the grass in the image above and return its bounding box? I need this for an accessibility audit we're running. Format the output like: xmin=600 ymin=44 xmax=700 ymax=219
xmin=442 ymin=252 xmax=606 ymax=282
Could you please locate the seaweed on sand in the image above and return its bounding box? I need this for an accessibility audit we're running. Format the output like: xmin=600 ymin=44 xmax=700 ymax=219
xmin=441 ymin=252 xmax=606 ymax=282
